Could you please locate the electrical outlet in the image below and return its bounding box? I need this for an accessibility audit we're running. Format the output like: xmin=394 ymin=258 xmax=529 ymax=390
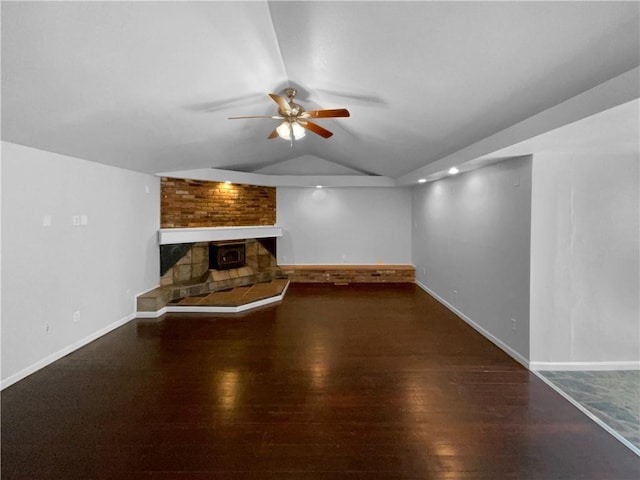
xmin=511 ymin=318 xmax=517 ymax=331
xmin=72 ymin=215 xmax=81 ymax=226
xmin=73 ymin=311 xmax=81 ymax=323
xmin=43 ymin=215 xmax=52 ymax=227
xmin=80 ymin=215 xmax=88 ymax=226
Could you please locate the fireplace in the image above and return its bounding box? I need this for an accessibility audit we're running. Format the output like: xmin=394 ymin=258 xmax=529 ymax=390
xmin=209 ymin=241 xmax=246 ymax=270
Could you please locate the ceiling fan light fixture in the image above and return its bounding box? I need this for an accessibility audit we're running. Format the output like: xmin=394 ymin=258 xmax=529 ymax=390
xmin=276 ymin=120 xmax=306 ymax=141
xmin=291 ymin=121 xmax=306 ymax=140
xmin=276 ymin=121 xmax=291 ymax=140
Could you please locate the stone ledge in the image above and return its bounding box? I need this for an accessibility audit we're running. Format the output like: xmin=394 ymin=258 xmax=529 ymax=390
xmin=280 ymin=264 xmax=414 ymax=271
xmin=136 ymin=280 xmax=290 ymax=318
xmin=137 ymin=266 xmax=283 ymax=312
xmin=279 ymin=264 xmax=415 ymax=284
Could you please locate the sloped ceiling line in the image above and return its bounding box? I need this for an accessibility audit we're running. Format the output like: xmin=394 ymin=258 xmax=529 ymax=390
xmin=266 ymin=0 xmax=291 ymax=100
xmin=1 ymin=1 xmax=638 ymax=183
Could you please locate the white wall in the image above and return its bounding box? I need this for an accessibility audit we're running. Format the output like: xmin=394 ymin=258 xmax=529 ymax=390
xmin=1 ymin=142 xmax=160 ymax=387
xmin=276 ymin=187 xmax=412 ymax=264
xmin=530 ymin=152 xmax=639 ymax=369
xmin=412 ymin=156 xmax=532 ymax=364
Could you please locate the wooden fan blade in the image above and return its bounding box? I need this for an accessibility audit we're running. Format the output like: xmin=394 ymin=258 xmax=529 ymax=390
xmin=304 ymin=108 xmax=350 ymax=118
xmin=228 ymin=115 xmax=284 ymax=120
xmin=302 ymin=120 xmax=333 ymax=138
xmin=269 ymin=93 xmax=291 ymax=114
xmin=267 ymin=128 xmax=279 ymax=139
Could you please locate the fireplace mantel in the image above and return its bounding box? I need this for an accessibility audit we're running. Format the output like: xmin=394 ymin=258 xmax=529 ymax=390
xmin=158 ymin=226 xmax=283 ymax=245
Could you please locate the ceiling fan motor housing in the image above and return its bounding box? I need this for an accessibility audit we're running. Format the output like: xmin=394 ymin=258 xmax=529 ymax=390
xmin=280 ymin=88 xmax=304 ymax=117
xmin=287 ymin=102 xmax=304 ymax=117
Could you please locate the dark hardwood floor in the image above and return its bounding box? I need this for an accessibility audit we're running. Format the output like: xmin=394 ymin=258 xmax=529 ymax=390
xmin=2 ymin=284 xmax=638 ymax=479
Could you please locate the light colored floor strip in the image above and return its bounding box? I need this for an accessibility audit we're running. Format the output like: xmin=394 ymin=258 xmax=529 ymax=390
xmin=533 ymin=370 xmax=640 ymax=456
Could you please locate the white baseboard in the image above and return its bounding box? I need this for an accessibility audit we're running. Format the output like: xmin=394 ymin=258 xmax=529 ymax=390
xmin=135 ymin=281 xmax=290 ymax=319
xmin=2 ymin=281 xmax=288 ymax=386
xmin=532 ymin=370 xmax=640 ymax=456
xmin=415 ymin=281 xmax=640 ymax=455
xmin=1 ymin=312 xmax=136 ymax=390
xmin=530 ymin=361 xmax=640 ymax=371
xmin=415 ymin=280 xmax=529 ymax=369
xmin=136 ymin=307 xmax=167 ymax=319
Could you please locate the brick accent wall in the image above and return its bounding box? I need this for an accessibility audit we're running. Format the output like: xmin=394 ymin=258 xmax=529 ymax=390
xmin=161 ymin=177 xmax=276 ymax=228
xmin=279 ymin=265 xmax=415 ymax=284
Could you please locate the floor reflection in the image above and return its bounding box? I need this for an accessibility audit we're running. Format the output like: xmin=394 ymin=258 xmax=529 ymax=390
xmin=217 ymin=370 xmax=240 ymax=409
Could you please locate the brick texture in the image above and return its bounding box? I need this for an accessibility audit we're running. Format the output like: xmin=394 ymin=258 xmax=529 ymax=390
xmin=279 ymin=265 xmax=415 ymax=284
xmin=161 ymin=178 xmax=276 ymax=228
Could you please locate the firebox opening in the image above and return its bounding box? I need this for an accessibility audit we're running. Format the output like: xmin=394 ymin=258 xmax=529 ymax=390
xmin=209 ymin=241 xmax=246 ymax=270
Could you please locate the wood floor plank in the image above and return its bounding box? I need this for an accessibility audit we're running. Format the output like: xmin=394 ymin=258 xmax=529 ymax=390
xmin=2 ymin=284 xmax=638 ymax=479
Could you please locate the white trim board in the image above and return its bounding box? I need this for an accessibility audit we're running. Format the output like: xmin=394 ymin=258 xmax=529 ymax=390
xmin=415 ymin=280 xmax=530 ymax=369
xmin=1 ymin=313 xmax=136 ymax=390
xmin=531 ymin=361 xmax=640 ymax=371
xmin=532 ymin=370 xmax=640 ymax=456
xmin=159 ymin=225 xmax=283 ymax=245
xmin=136 ymin=281 xmax=289 ymax=319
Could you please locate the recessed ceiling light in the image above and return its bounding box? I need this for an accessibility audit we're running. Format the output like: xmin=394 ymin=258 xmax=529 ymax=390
xmin=316 ymin=185 xmax=323 ymax=189
xmin=448 ymin=167 xmax=459 ymax=175
xmin=224 ymin=180 xmax=232 ymax=184
xmin=418 ymin=178 xmax=427 ymax=183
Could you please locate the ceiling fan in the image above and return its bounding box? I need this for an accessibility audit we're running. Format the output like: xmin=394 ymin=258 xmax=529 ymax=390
xmin=228 ymin=88 xmax=350 ymax=141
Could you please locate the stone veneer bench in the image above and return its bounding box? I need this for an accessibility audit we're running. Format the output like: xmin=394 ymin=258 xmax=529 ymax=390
xmin=279 ymin=264 xmax=415 ymax=284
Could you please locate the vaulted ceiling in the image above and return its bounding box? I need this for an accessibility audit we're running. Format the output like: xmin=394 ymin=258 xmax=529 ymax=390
xmin=2 ymin=1 xmax=639 ymax=185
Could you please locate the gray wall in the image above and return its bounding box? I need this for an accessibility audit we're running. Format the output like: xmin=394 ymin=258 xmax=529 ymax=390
xmin=1 ymin=142 xmax=160 ymax=387
xmin=530 ymin=152 xmax=639 ymax=369
xmin=276 ymin=187 xmax=412 ymax=265
xmin=4 ymin=142 xmax=634 ymax=389
xmin=412 ymin=156 xmax=532 ymax=364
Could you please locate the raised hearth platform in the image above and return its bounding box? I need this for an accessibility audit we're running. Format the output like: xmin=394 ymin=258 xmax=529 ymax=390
xmin=137 ymin=265 xmax=284 ymax=314
xmin=279 ymin=264 xmax=415 ymax=284
xmin=137 ymin=279 xmax=289 ymax=317
xmin=172 ymin=279 xmax=289 ymax=307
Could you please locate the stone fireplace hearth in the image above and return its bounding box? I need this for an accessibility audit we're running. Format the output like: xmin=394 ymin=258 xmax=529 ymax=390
xmin=137 ymin=238 xmax=284 ymax=313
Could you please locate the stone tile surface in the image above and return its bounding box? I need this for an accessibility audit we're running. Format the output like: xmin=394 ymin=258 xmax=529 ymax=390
xmin=542 ymin=370 xmax=640 ymax=449
xmin=183 ymin=279 xmax=288 ymax=307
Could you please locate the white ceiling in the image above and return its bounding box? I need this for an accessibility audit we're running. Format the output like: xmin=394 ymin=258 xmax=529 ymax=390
xmin=2 ymin=1 xmax=639 ymax=183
